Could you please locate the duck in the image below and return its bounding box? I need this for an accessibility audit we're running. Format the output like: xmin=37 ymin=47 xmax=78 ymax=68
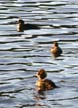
xmin=51 ymin=41 xmax=62 ymax=57
xmin=17 ymin=18 xmax=40 ymax=32
xmin=35 ymin=69 xmax=57 ymax=92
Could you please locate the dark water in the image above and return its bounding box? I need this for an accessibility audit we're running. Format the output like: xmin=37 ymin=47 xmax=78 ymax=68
xmin=0 ymin=0 xmax=78 ymax=108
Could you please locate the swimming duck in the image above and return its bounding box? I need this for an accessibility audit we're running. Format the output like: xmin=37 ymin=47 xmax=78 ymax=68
xmin=35 ymin=69 xmax=57 ymax=92
xmin=51 ymin=41 xmax=62 ymax=57
xmin=17 ymin=18 xmax=40 ymax=32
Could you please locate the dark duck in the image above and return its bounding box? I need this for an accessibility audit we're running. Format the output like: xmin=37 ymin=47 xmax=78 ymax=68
xmin=17 ymin=18 xmax=40 ymax=32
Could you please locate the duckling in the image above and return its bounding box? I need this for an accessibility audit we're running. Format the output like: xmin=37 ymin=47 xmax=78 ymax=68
xmin=17 ymin=18 xmax=40 ymax=32
xmin=51 ymin=41 xmax=62 ymax=57
xmin=35 ymin=69 xmax=57 ymax=92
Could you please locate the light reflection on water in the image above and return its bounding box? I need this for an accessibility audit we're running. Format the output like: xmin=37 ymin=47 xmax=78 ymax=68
xmin=0 ymin=0 xmax=78 ymax=108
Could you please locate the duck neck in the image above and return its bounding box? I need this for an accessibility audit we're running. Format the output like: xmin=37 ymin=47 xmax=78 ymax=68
xmin=39 ymin=78 xmax=45 ymax=81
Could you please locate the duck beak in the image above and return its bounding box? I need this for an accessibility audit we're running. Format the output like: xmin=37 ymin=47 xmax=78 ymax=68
xmin=33 ymin=75 xmax=37 ymax=78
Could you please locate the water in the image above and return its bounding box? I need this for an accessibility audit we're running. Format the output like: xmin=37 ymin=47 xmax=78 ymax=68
xmin=0 ymin=0 xmax=78 ymax=108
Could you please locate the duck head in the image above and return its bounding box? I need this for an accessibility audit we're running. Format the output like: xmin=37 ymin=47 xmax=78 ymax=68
xmin=17 ymin=18 xmax=24 ymax=32
xmin=36 ymin=69 xmax=47 ymax=80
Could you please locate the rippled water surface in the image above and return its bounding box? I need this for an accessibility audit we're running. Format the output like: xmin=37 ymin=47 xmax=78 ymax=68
xmin=0 ymin=0 xmax=78 ymax=108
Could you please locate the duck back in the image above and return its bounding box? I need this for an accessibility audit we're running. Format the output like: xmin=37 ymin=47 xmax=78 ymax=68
xmin=24 ymin=23 xmax=40 ymax=30
xmin=44 ymin=79 xmax=57 ymax=90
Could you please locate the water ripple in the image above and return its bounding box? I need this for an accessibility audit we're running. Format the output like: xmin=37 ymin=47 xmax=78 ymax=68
xmin=0 ymin=0 xmax=78 ymax=108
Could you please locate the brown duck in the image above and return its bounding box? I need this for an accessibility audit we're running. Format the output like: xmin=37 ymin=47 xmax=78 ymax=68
xmin=51 ymin=41 xmax=62 ymax=57
xmin=35 ymin=69 xmax=57 ymax=92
